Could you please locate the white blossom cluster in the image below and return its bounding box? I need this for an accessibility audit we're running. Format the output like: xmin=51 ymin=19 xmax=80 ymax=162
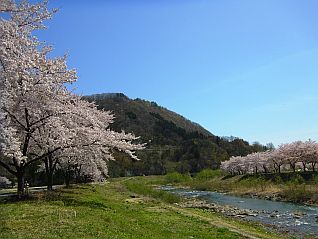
xmin=0 ymin=0 xmax=145 ymax=193
xmin=221 ymin=140 xmax=318 ymax=174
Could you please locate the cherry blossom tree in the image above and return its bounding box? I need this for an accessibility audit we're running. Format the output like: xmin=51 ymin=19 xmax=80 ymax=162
xmin=221 ymin=140 xmax=318 ymax=175
xmin=221 ymin=156 xmax=244 ymax=175
xmin=0 ymin=0 xmax=71 ymax=195
xmin=294 ymin=140 xmax=318 ymax=172
xmin=55 ymin=146 xmax=112 ymax=187
xmin=245 ymin=152 xmax=265 ymax=174
xmin=259 ymin=151 xmax=274 ymax=173
xmin=0 ymin=0 xmax=144 ymax=196
xmin=279 ymin=142 xmax=302 ymax=172
xmin=303 ymin=140 xmax=318 ymax=172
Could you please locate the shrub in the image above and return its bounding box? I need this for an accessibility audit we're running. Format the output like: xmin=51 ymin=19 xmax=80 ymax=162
xmin=289 ymin=174 xmax=305 ymax=184
xmin=273 ymin=175 xmax=283 ymax=184
xmin=195 ymin=169 xmax=224 ymax=180
xmin=254 ymin=176 xmax=267 ymax=191
xmin=283 ymin=184 xmax=312 ymax=203
xmin=310 ymin=174 xmax=318 ymax=184
xmin=165 ymin=172 xmax=192 ymax=183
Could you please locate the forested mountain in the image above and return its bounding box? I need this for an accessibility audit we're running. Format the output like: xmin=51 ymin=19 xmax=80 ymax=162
xmin=87 ymin=93 xmax=212 ymax=138
xmin=84 ymin=93 xmax=271 ymax=177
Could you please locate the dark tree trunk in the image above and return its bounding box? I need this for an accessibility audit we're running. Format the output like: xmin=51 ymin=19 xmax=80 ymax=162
xmin=17 ymin=169 xmax=25 ymax=198
xmin=290 ymin=163 xmax=296 ymax=172
xmin=74 ymin=165 xmax=82 ymax=183
xmin=44 ymin=155 xmax=55 ymax=191
xmin=65 ymin=168 xmax=71 ymax=187
xmin=47 ymin=171 xmax=53 ymax=191
xmin=263 ymin=165 xmax=268 ymax=174
xmin=312 ymin=162 xmax=316 ymax=172
xmin=273 ymin=163 xmax=279 ymax=173
xmin=64 ymin=163 xmax=72 ymax=188
xmin=302 ymin=162 xmax=306 ymax=172
xmin=65 ymin=176 xmax=70 ymax=187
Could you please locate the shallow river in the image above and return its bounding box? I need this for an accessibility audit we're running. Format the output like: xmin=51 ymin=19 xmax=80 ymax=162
xmin=162 ymin=186 xmax=318 ymax=238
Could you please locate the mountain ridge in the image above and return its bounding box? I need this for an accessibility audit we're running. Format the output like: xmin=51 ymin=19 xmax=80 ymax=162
xmin=87 ymin=92 xmax=213 ymax=137
xmin=84 ymin=93 xmax=269 ymax=177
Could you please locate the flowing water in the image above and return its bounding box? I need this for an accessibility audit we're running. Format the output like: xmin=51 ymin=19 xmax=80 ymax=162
xmin=162 ymin=186 xmax=318 ymax=238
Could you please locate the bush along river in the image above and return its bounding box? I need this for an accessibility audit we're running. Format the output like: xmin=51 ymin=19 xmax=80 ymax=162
xmin=161 ymin=186 xmax=318 ymax=238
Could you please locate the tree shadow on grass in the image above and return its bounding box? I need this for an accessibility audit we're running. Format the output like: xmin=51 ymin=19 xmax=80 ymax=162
xmin=60 ymin=196 xmax=111 ymax=210
xmin=0 ymin=187 xmax=111 ymax=211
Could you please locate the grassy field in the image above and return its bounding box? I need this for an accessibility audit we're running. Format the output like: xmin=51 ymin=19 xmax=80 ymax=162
xmin=0 ymin=176 xmax=285 ymax=239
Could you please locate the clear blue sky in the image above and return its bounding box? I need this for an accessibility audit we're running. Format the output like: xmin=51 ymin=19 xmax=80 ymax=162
xmin=38 ymin=0 xmax=318 ymax=146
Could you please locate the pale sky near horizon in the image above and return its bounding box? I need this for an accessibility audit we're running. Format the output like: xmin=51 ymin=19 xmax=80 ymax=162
xmin=37 ymin=0 xmax=318 ymax=146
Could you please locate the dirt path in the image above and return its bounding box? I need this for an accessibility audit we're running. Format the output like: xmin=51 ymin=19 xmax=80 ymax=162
xmin=165 ymin=205 xmax=281 ymax=239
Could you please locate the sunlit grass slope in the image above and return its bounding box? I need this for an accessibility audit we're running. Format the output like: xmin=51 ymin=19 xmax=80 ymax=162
xmin=0 ymin=176 xmax=283 ymax=239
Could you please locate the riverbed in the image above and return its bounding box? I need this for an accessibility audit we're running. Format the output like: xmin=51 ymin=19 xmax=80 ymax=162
xmin=161 ymin=186 xmax=318 ymax=238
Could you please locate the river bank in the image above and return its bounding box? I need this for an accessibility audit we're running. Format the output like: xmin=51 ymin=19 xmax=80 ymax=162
xmin=165 ymin=170 xmax=318 ymax=205
xmin=160 ymin=185 xmax=318 ymax=238
xmin=126 ymin=175 xmax=318 ymax=238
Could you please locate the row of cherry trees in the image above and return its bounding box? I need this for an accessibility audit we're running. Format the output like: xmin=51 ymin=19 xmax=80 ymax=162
xmin=221 ymin=140 xmax=318 ymax=175
xmin=0 ymin=0 xmax=144 ymax=196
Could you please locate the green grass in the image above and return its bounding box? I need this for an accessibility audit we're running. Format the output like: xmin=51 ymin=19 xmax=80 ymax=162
xmin=0 ymin=176 xmax=286 ymax=239
xmin=0 ymin=177 xmax=252 ymax=239
xmin=124 ymin=177 xmax=181 ymax=203
xmin=165 ymin=172 xmax=192 ymax=183
xmin=195 ymin=169 xmax=225 ymax=180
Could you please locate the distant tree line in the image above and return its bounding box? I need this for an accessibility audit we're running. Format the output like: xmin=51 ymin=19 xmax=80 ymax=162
xmin=221 ymin=140 xmax=318 ymax=175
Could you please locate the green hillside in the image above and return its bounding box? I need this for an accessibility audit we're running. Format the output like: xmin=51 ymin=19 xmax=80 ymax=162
xmin=87 ymin=93 xmax=212 ymax=138
xmin=84 ymin=93 xmax=270 ymax=177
